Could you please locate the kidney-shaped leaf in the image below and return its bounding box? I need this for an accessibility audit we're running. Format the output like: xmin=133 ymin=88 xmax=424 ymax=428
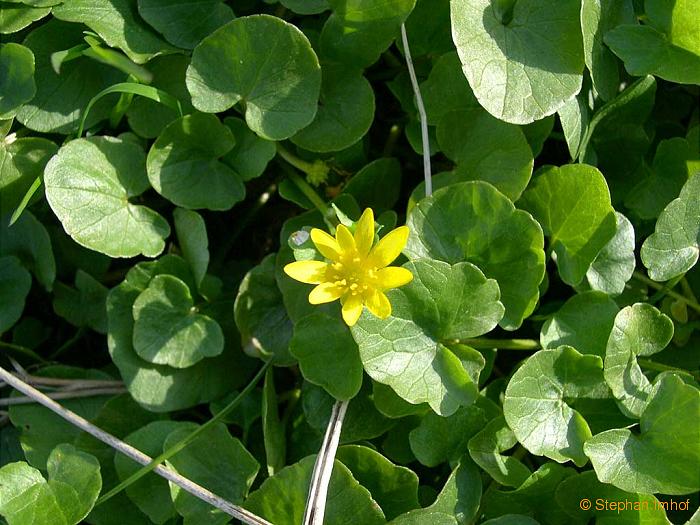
xmin=45 ymin=137 xmax=170 ymax=258
xmin=351 ymin=258 xmax=504 ymax=416
xmin=187 ymin=15 xmax=321 ymax=140
xmin=0 ymin=43 xmax=36 ymax=118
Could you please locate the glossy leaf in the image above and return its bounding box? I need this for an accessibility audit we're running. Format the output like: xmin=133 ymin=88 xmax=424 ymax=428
xmin=0 ymin=210 xmax=55 ymax=291
xmin=173 ymin=208 xmax=208 ymax=289
xmin=0 ymin=43 xmax=36 ymax=118
xmin=221 ymin=116 xmax=276 ymax=181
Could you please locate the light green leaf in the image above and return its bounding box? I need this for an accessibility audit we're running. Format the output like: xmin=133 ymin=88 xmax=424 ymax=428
xmin=468 ymin=416 xmax=531 ymax=488
xmin=0 ymin=256 xmax=31 ymax=334
xmin=280 ymin=0 xmax=329 ymax=14
xmin=52 ymin=0 xmax=175 ymax=64
xmin=137 ymin=0 xmax=235 ymax=49
xmin=173 ymin=208 xmax=208 ymax=289
xmin=540 ymin=291 xmax=619 ymax=358
xmin=291 ymin=65 xmax=374 ymax=152
xmin=290 ymin=312 xmax=363 ymax=401
xmin=262 ymin=368 xmax=286 ymax=476
xmin=45 ymin=137 xmax=170 ymax=258
xmin=557 ymin=93 xmax=590 ymax=160
xmin=580 ymin=0 xmax=635 ymax=101
xmin=584 ymin=374 xmax=700 ymax=495
xmin=504 ymin=346 xmax=610 ymax=466
xmin=352 ymin=259 xmax=503 ymax=416
xmin=372 ymin=382 xmax=428 ymax=419
xmin=0 ymin=3 xmax=50 ymax=34
xmin=0 ymin=43 xmax=35 ymax=118
xmin=244 ymin=455 xmax=385 ymax=525
xmin=221 ymin=117 xmax=276 ymax=181
xmin=132 ymin=274 xmax=224 ymax=368
xmin=420 ymin=52 xmax=478 ymax=126
xmin=0 ymin=210 xmax=55 ymax=291
xmin=319 ymin=0 xmax=416 ymax=68
xmin=481 ymin=516 xmax=539 ymax=525
xmin=337 ymin=444 xmax=420 ymax=520
xmin=114 ymin=421 xmax=188 ymax=524
xmin=555 ymin=470 xmax=669 ymax=524
xmin=146 ymin=113 xmax=244 ymax=211
xmin=187 ymin=15 xmax=321 ymax=140
xmin=406 ymin=181 xmax=545 ymax=330
xmin=450 ymin=0 xmax=584 ymax=124
xmin=640 ymin=173 xmax=700 ymax=281
xmin=52 ymin=270 xmax=109 ymax=334
xmin=436 ymin=109 xmax=533 ymax=201
xmin=234 ymin=254 xmax=294 ymax=365
xmin=579 ymin=212 xmax=636 ymax=296
xmin=603 ymin=303 xmax=674 ymax=418
xmin=165 ymin=423 xmax=259 ymax=524
xmin=519 ymin=164 xmax=617 ymax=286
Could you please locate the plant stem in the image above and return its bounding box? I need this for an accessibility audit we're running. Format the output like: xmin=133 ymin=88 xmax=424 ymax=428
xmin=0 ymin=341 xmax=47 ymax=362
xmin=638 ymin=359 xmax=700 ymax=381
xmin=276 ymin=143 xmax=318 ymax=176
xmin=95 ymin=361 xmax=271 ymax=507
xmin=0 ymin=387 xmax=126 ymax=405
xmin=446 ymin=338 xmax=541 ymax=350
xmin=0 ymin=364 xmax=273 ymax=525
xmin=633 ymin=271 xmax=700 ymax=314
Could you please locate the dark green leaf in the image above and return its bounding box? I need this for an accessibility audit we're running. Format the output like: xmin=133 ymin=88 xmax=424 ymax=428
xmin=0 ymin=43 xmax=35 ymax=118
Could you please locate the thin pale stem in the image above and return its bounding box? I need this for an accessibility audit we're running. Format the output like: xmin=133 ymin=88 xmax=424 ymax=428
xmin=400 ymin=24 xmax=432 ymax=197
xmin=633 ymin=271 xmax=700 ymax=314
xmin=303 ymin=400 xmax=349 ymax=525
xmin=0 ymin=365 xmax=272 ymax=525
xmin=447 ymin=338 xmax=541 ymax=350
xmin=95 ymin=361 xmax=271 ymax=507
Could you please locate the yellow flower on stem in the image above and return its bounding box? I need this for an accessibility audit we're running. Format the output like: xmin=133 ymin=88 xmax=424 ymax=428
xmin=284 ymin=208 xmax=413 ymax=326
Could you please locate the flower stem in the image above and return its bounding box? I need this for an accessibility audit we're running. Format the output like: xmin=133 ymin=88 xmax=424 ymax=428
xmin=277 ymin=143 xmax=318 ymax=174
xmin=633 ymin=271 xmax=700 ymax=314
xmin=446 ymin=338 xmax=541 ymax=350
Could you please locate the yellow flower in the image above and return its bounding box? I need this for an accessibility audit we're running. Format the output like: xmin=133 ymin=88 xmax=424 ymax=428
xmin=284 ymin=208 xmax=413 ymax=326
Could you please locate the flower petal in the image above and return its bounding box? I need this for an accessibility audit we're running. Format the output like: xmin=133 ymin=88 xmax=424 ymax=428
xmin=335 ymin=224 xmax=356 ymax=253
xmin=310 ymin=228 xmax=342 ymax=261
xmin=368 ymin=226 xmax=409 ymax=268
xmin=365 ymin=290 xmax=391 ymax=319
xmin=341 ymin=294 xmax=364 ymax=326
xmin=284 ymin=261 xmax=329 ymax=284
xmin=376 ymin=266 xmax=413 ymax=289
xmin=354 ymin=208 xmax=375 ymax=257
xmin=309 ymin=283 xmax=345 ymax=304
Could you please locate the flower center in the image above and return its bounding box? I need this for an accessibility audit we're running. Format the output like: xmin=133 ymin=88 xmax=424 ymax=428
xmin=329 ymin=256 xmax=378 ymax=297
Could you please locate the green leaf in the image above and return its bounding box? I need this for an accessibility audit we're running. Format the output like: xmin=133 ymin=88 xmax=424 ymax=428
xmin=580 ymin=0 xmax=635 ymax=101
xmin=640 ymin=173 xmax=700 ymax=281
xmin=244 ymin=455 xmax=385 ymax=525
xmin=352 ymin=259 xmax=503 ymax=416
xmin=450 ymin=0 xmax=584 ymax=124
xmin=540 ymin=291 xmax=619 ymax=358
xmin=400 ymin=0 xmax=454 ymax=58
xmin=291 ymin=65 xmax=375 ymax=153
xmin=406 ymin=181 xmax=545 ymax=330
xmin=187 ymin=15 xmax=321 ymax=140
xmin=52 ymin=0 xmax=175 ymax=64
xmin=45 ymin=137 xmax=170 ymax=258
xmin=165 ymin=423 xmax=259 ymax=524
xmin=137 ymin=0 xmax=235 ymax=49
xmin=584 ymin=374 xmax=700 ymax=495
xmin=420 ymin=52 xmax=478 ymax=126
xmin=0 ymin=444 xmax=101 ymax=525
xmin=557 ymin=93 xmax=590 ymax=160
xmin=579 ymin=212 xmax=636 ymax=296
xmin=519 ymin=164 xmax=617 ymax=286
xmin=468 ymin=416 xmax=531 ymax=488
xmin=262 ymin=369 xmax=286 ymax=476
xmin=280 ymin=0 xmax=329 ymax=14
xmin=221 ymin=117 xmax=276 ymax=181
xmin=342 ymin=158 xmax=402 ymax=213
xmin=132 ymin=274 xmax=224 ymax=368
xmin=319 ymin=0 xmax=416 ymax=68
xmin=114 ymin=421 xmax=188 ymax=524
xmin=107 ymin=256 xmax=251 ymax=412
xmin=436 ymin=109 xmax=534 ymax=201
xmin=409 ymin=404 xmax=491 ymax=467
xmin=504 ymin=346 xmax=610 ymax=466
xmin=603 ymin=303 xmax=674 ymax=418
xmin=52 ymin=270 xmax=109 ymax=334
xmin=0 ymin=137 xmax=57 ymax=220
xmin=290 ymin=312 xmax=363 ymax=401
xmin=234 ymin=253 xmax=294 ymax=365
xmin=555 ymin=470 xmax=669 ymax=524
xmin=173 ymin=208 xmax=208 ymax=289
xmin=0 ymin=43 xmax=35 ymax=118
xmin=0 ymin=3 xmax=50 ymax=34
xmin=0 ymin=210 xmax=55 ymax=291
xmin=372 ymin=382 xmax=428 ymax=419
xmin=337 ymin=445 xmax=420 ymax=520
xmin=0 ymin=256 xmax=32 ymax=334
xmin=147 ymin=113 xmax=245 ymax=211
xmin=125 ymin=55 xmax=194 ymax=139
